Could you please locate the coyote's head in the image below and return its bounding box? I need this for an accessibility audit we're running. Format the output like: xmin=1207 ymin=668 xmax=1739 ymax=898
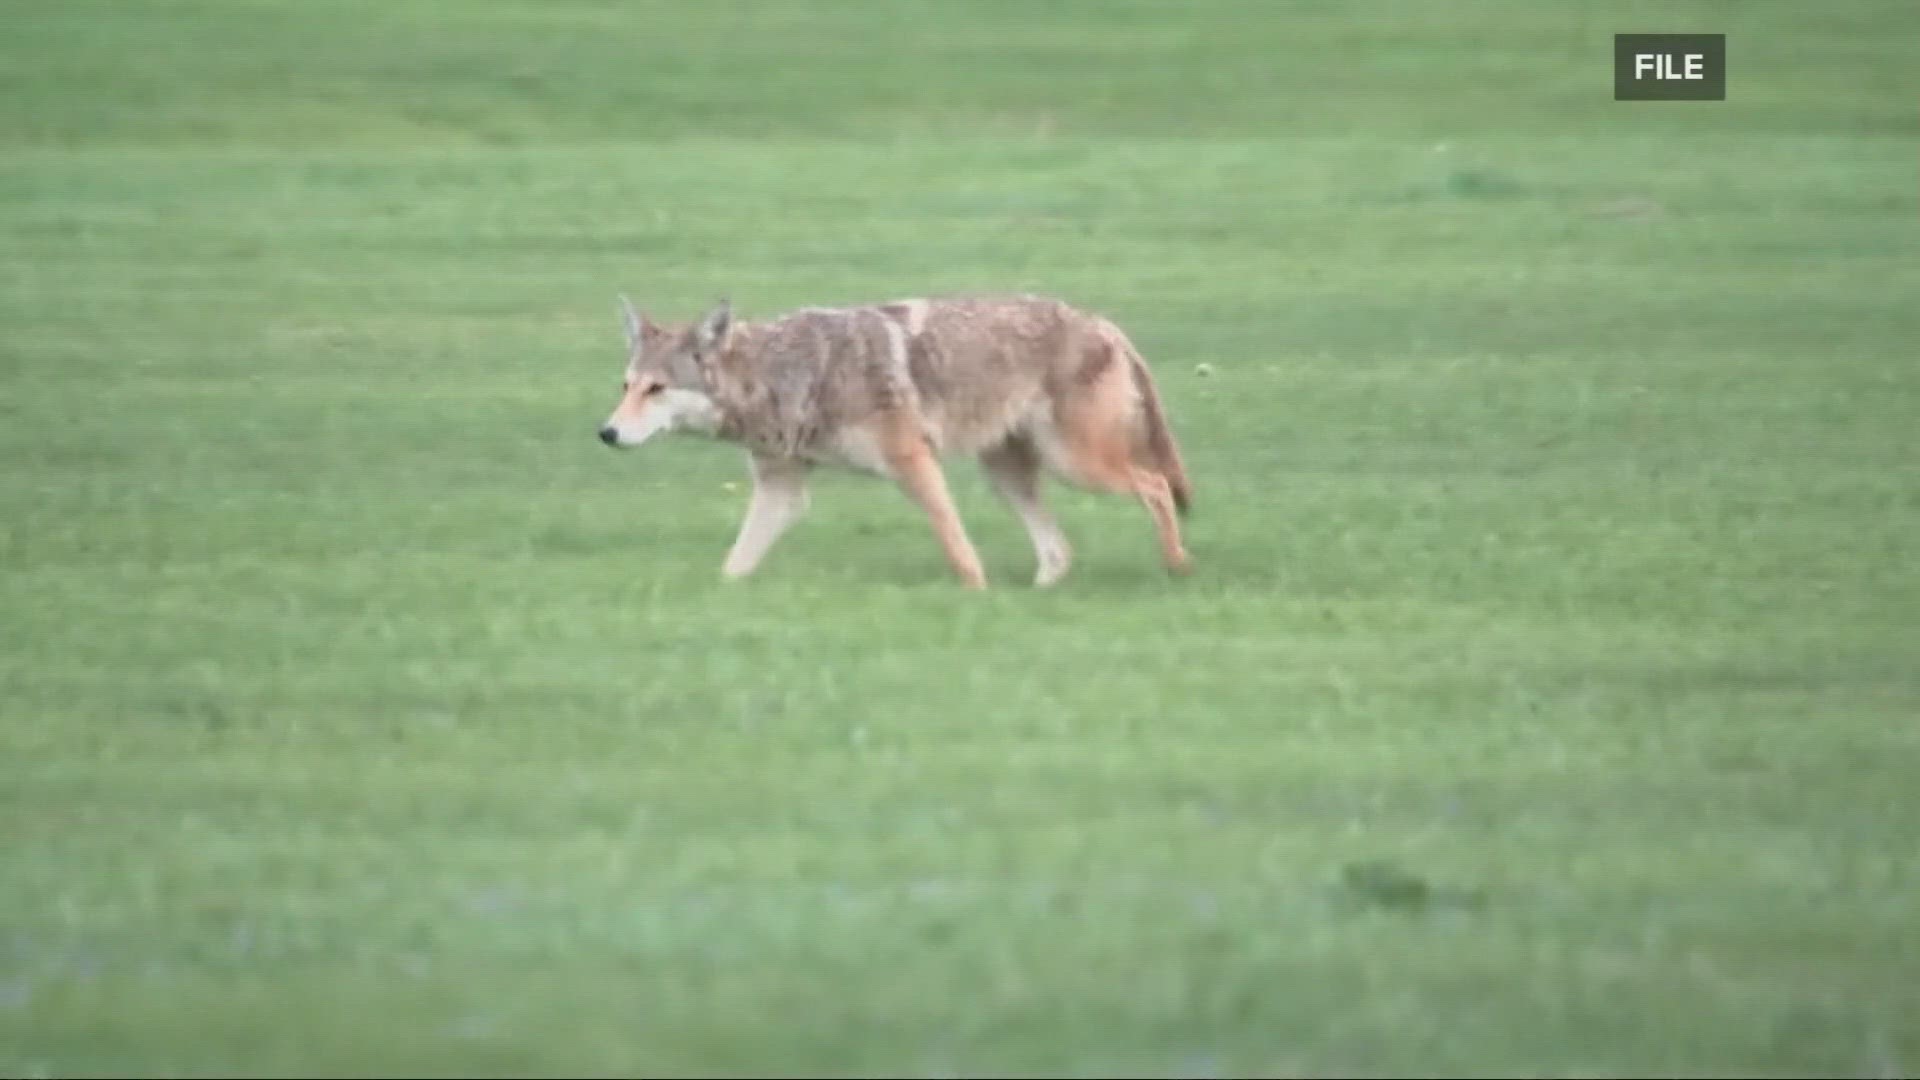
xmin=597 ymin=297 xmax=730 ymax=449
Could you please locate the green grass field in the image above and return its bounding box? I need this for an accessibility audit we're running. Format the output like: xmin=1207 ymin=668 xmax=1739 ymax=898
xmin=3 ymin=2 xmax=1917 ymax=1075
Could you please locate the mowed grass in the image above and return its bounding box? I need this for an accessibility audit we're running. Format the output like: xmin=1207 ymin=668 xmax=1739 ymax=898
xmin=3 ymin=1 xmax=1918 ymax=1075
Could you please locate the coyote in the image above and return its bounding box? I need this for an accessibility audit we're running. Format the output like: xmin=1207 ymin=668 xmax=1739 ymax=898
xmin=596 ymin=294 xmax=1192 ymax=589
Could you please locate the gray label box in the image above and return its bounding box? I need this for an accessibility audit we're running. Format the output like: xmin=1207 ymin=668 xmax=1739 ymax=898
xmin=1615 ymin=34 xmax=1726 ymax=101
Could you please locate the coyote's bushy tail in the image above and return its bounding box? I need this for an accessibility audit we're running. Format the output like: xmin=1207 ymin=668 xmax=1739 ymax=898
xmin=1124 ymin=345 xmax=1192 ymax=516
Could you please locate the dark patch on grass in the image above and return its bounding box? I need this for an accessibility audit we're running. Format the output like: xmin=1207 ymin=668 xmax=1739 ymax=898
xmin=1440 ymin=166 xmax=1529 ymax=201
xmin=1336 ymin=860 xmax=1489 ymax=914
xmin=154 ymin=694 xmax=233 ymax=732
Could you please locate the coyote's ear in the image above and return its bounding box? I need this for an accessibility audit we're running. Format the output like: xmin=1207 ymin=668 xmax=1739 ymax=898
xmin=619 ymin=294 xmax=649 ymax=350
xmin=693 ymin=297 xmax=733 ymax=354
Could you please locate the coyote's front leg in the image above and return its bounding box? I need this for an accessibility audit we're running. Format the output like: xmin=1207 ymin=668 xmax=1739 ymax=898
xmin=721 ymin=452 xmax=811 ymax=580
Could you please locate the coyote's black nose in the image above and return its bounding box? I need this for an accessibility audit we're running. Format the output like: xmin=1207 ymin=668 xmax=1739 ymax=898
xmin=597 ymin=426 xmax=619 ymax=446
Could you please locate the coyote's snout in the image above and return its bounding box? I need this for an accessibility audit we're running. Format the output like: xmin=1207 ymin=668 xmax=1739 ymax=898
xmin=597 ymin=293 xmax=1192 ymax=589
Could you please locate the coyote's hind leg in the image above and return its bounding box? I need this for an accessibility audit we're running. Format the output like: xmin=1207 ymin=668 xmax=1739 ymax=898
xmin=1050 ymin=374 xmax=1191 ymax=577
xmin=1128 ymin=464 xmax=1190 ymax=575
xmin=981 ymin=434 xmax=1072 ymax=587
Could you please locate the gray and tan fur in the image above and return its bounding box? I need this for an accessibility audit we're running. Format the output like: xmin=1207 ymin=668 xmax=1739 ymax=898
xmin=597 ymin=293 xmax=1192 ymax=589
